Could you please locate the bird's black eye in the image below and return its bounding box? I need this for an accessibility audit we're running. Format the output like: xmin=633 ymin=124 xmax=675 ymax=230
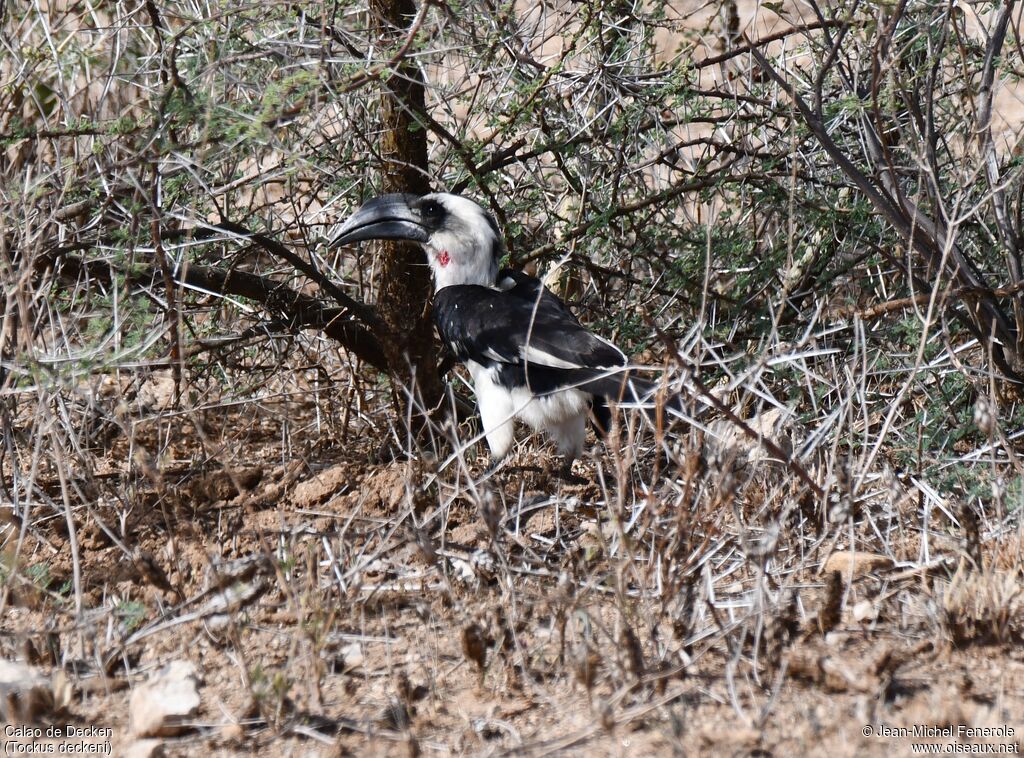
xmin=421 ymin=200 xmax=442 ymax=217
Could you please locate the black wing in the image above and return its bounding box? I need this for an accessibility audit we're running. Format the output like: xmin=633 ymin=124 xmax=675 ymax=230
xmin=494 ymin=269 xmax=578 ymax=321
xmin=432 ymin=273 xmax=626 ymax=394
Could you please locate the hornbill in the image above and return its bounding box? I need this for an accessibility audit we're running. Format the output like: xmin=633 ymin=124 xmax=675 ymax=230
xmin=329 ymin=192 xmax=686 ymax=468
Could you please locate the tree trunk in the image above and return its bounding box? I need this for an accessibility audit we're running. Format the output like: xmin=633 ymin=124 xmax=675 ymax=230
xmin=369 ymin=0 xmax=443 ymax=410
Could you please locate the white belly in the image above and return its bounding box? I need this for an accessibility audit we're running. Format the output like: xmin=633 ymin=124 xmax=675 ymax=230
xmin=465 ymin=360 xmax=590 ymax=461
xmin=467 ymin=361 xmax=588 ymax=429
xmin=507 ymin=383 xmax=590 ymax=429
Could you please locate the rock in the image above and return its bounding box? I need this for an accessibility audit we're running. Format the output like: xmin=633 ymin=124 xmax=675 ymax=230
xmin=123 ymin=739 xmax=165 ymax=758
xmin=337 ymin=643 xmax=364 ymax=672
xmin=704 ymin=407 xmax=798 ymax=470
xmin=575 ymin=522 xmax=606 ymax=563
xmin=291 ymin=464 xmax=350 ymax=507
xmin=852 ymin=600 xmax=877 ymax=622
xmin=219 ymin=722 xmax=244 ymax=743
xmin=0 ymin=660 xmax=65 ymax=721
xmin=191 ymin=467 xmax=263 ymax=502
xmin=824 ymin=551 xmax=893 ymax=577
xmin=205 ymin=554 xmax=272 ymax=590
xmin=129 ymin=660 xmax=201 ymax=737
xmin=358 ymin=464 xmax=412 ymax=511
xmin=787 ymin=643 xmax=877 ymax=693
xmin=202 ymin=579 xmax=269 ymax=631
xmin=138 ymin=371 xmax=176 ymax=411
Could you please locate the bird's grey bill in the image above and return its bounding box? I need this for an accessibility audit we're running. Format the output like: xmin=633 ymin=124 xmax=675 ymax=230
xmin=329 ymin=194 xmax=429 ymax=247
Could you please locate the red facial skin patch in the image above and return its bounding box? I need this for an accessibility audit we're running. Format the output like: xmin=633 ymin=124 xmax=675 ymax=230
xmin=437 ymin=250 xmax=451 ymax=267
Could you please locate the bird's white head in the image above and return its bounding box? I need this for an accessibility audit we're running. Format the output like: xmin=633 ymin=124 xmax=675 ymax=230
xmin=330 ymin=192 xmax=502 ymax=291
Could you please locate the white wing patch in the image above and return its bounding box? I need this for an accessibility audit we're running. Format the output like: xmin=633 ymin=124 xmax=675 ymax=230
xmin=520 ymin=344 xmax=583 ymax=369
xmin=591 ymin=332 xmax=627 ymax=366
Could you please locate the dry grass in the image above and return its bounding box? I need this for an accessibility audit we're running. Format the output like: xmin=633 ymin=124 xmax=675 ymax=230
xmin=2 ymin=341 xmax=1023 ymax=755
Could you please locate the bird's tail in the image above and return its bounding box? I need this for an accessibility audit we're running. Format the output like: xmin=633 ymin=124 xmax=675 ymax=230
xmin=574 ymin=367 xmax=703 ymax=427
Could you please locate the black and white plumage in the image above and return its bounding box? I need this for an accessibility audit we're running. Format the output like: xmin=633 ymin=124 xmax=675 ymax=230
xmin=330 ymin=192 xmax=682 ymax=465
